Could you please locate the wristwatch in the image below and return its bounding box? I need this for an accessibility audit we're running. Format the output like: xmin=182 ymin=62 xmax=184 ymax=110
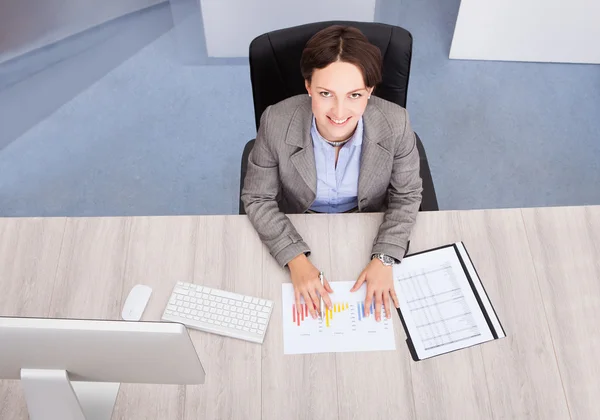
xmin=371 ymin=253 xmax=398 ymax=266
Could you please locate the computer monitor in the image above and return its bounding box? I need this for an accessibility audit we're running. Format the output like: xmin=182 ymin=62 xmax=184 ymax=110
xmin=0 ymin=317 xmax=205 ymax=420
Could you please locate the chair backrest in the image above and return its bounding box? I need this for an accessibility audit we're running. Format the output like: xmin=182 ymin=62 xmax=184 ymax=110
xmin=249 ymin=21 xmax=413 ymax=131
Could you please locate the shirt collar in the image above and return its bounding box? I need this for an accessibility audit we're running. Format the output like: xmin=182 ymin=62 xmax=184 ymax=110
xmin=311 ymin=115 xmax=364 ymax=148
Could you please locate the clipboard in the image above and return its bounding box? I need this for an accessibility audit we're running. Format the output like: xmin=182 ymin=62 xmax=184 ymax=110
xmin=394 ymin=242 xmax=506 ymax=361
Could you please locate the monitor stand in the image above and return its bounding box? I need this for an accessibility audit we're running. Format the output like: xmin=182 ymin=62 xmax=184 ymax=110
xmin=21 ymin=369 xmax=120 ymax=420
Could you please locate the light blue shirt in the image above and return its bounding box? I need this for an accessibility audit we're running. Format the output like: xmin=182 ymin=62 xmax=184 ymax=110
xmin=308 ymin=116 xmax=363 ymax=213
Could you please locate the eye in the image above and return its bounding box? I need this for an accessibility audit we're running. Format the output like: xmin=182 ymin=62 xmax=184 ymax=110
xmin=350 ymin=93 xmax=362 ymax=99
xmin=319 ymin=91 xmax=332 ymax=98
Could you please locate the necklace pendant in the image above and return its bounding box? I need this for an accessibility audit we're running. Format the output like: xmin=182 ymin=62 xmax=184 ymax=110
xmin=324 ymin=138 xmax=350 ymax=147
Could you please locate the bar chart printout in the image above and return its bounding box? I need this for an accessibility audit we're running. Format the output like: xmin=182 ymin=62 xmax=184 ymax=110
xmin=282 ymin=281 xmax=396 ymax=355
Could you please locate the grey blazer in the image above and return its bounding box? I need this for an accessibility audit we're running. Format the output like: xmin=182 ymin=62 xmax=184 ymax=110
xmin=241 ymin=94 xmax=423 ymax=267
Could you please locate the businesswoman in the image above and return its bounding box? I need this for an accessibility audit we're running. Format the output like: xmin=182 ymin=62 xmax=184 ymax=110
xmin=242 ymin=25 xmax=422 ymax=322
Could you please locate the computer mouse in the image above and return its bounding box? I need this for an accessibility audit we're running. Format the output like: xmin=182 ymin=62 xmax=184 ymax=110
xmin=122 ymin=284 xmax=153 ymax=321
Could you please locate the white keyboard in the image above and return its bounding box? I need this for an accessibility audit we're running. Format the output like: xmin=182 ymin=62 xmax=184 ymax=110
xmin=161 ymin=282 xmax=274 ymax=344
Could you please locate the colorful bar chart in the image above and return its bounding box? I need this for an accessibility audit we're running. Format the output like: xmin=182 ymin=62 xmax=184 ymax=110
xmin=356 ymin=301 xmax=376 ymax=321
xmin=292 ymin=303 xmax=310 ymax=326
xmin=282 ymin=281 xmax=397 ymax=355
xmin=323 ymin=302 xmax=349 ymax=327
xmin=292 ymin=302 xmax=351 ymax=327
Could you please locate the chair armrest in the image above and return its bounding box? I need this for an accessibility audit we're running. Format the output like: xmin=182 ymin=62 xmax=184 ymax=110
xmin=415 ymin=132 xmax=439 ymax=211
xmin=239 ymin=139 xmax=256 ymax=215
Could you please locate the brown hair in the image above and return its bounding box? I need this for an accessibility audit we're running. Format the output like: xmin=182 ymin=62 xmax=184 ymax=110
xmin=300 ymin=25 xmax=382 ymax=88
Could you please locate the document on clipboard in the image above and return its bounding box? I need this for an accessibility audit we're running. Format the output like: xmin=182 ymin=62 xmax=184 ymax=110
xmin=394 ymin=242 xmax=506 ymax=361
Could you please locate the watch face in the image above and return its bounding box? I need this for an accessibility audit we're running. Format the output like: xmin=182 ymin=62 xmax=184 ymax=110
xmin=376 ymin=254 xmax=393 ymax=265
xmin=373 ymin=254 xmax=395 ymax=265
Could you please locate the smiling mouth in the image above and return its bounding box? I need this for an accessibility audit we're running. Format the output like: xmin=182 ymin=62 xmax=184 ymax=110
xmin=327 ymin=116 xmax=351 ymax=126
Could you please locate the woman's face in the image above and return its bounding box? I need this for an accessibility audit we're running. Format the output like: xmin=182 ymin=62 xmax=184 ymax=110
xmin=305 ymin=61 xmax=374 ymax=142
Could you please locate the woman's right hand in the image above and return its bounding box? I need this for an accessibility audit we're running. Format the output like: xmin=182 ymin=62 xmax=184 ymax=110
xmin=288 ymin=253 xmax=333 ymax=319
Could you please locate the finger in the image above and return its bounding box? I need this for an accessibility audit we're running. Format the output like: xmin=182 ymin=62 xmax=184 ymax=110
xmin=390 ymin=288 xmax=400 ymax=309
xmin=324 ymin=278 xmax=334 ymax=294
xmin=294 ymin=290 xmax=302 ymax=316
xmin=351 ymin=270 xmax=367 ymax=292
xmin=374 ymin=291 xmax=383 ymax=322
xmin=319 ymin=284 xmax=333 ymax=309
xmin=364 ymin=288 xmax=373 ymax=317
xmin=306 ymin=289 xmax=320 ymax=319
xmin=383 ymin=291 xmax=391 ymax=319
xmin=300 ymin=291 xmax=314 ymax=319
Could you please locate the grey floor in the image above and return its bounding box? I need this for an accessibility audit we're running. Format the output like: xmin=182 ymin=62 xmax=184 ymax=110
xmin=0 ymin=0 xmax=599 ymax=217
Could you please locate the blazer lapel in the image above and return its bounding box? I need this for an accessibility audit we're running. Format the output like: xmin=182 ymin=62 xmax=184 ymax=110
xmin=358 ymin=104 xmax=393 ymax=200
xmin=287 ymin=100 xmax=317 ymax=195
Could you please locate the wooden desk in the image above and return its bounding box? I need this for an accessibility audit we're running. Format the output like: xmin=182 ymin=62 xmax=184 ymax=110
xmin=1 ymin=207 xmax=599 ymax=419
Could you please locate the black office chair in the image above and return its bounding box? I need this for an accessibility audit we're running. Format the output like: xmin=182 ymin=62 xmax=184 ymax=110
xmin=239 ymin=21 xmax=439 ymax=214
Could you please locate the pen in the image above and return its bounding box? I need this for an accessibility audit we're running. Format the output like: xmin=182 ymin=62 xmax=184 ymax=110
xmin=319 ymin=271 xmax=324 ymax=319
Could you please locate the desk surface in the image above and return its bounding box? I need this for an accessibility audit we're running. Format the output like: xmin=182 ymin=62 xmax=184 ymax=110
xmin=1 ymin=207 xmax=599 ymax=419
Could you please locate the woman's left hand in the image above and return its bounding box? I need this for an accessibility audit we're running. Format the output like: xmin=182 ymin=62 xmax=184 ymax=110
xmin=350 ymin=258 xmax=399 ymax=321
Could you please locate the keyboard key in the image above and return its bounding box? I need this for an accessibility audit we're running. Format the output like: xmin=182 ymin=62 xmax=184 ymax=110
xmin=244 ymin=297 xmax=252 ymax=303
xmin=261 ymin=307 xmax=270 ymax=313
xmin=265 ymin=301 xmax=273 ymax=307
xmin=251 ymin=298 xmax=259 ymax=304
xmin=257 ymin=312 xmax=268 ymax=319
xmin=259 ymin=299 xmax=266 ymax=306
xmin=211 ymin=288 xmax=245 ymax=301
